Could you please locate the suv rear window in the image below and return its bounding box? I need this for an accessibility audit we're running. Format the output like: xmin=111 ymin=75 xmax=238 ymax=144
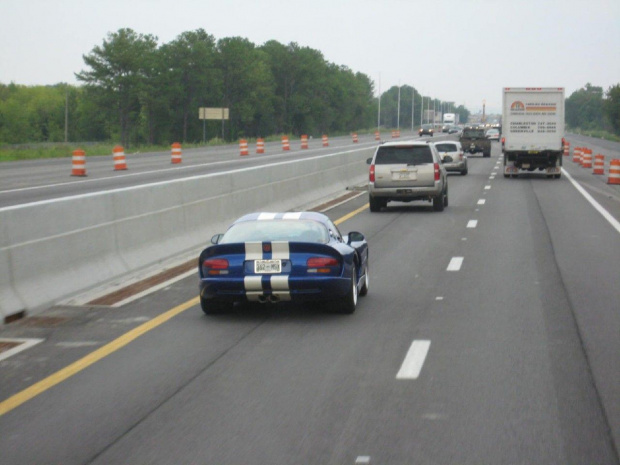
xmin=463 ymin=129 xmax=485 ymax=138
xmin=374 ymin=146 xmax=434 ymax=165
xmin=434 ymin=143 xmax=457 ymax=152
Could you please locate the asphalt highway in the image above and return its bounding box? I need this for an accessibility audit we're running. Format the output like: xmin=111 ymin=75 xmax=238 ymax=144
xmin=0 ymin=135 xmax=619 ymax=464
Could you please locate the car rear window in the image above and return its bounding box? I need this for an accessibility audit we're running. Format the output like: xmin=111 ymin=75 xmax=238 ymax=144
xmin=434 ymin=143 xmax=457 ymax=152
xmin=374 ymin=146 xmax=434 ymax=165
xmin=463 ymin=129 xmax=485 ymax=138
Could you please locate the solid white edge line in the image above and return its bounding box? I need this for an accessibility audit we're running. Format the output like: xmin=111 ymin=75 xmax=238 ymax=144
xmin=562 ymin=168 xmax=620 ymax=234
xmin=0 ymin=338 xmax=44 ymax=362
xmin=447 ymin=257 xmax=464 ymax=271
xmin=111 ymin=269 xmax=197 ymax=308
xmin=396 ymin=340 xmax=431 ymax=379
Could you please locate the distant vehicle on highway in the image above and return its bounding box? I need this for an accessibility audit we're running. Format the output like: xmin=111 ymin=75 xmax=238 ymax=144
xmin=367 ymin=141 xmax=449 ymax=212
xmin=485 ymin=128 xmax=500 ymax=141
xmin=198 ymin=212 xmax=369 ymax=315
xmin=448 ymin=126 xmax=462 ymax=135
xmin=418 ymin=124 xmax=434 ymax=137
xmin=433 ymin=141 xmax=467 ymax=175
xmin=460 ymin=126 xmax=491 ymax=157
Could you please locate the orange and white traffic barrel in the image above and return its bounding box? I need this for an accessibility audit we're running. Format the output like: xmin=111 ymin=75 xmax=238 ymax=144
xmin=113 ymin=145 xmax=127 ymax=170
xmin=581 ymin=148 xmax=592 ymax=168
xmin=239 ymin=139 xmax=249 ymax=156
xmin=256 ymin=138 xmax=265 ymax=154
xmin=71 ymin=149 xmax=86 ymax=176
xmin=282 ymin=136 xmax=290 ymax=151
xmin=593 ymin=154 xmax=605 ymax=175
xmin=301 ymin=135 xmax=309 ymax=149
xmin=391 ymin=131 xmax=397 ymax=138
xmin=608 ymin=159 xmax=620 ymax=185
xmin=322 ymin=135 xmax=329 ymax=147
xmin=573 ymin=147 xmax=582 ymax=164
xmin=563 ymin=141 xmax=570 ymax=157
xmin=171 ymin=142 xmax=182 ymax=164
xmin=375 ymin=131 xmax=380 ymax=141
xmin=352 ymin=133 xmax=358 ymax=143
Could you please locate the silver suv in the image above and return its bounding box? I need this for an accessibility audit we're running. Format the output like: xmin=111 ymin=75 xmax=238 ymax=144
xmin=366 ymin=141 xmax=449 ymax=212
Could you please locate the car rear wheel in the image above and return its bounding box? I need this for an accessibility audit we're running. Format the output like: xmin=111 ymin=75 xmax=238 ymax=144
xmin=200 ymin=296 xmax=231 ymax=315
xmin=369 ymin=195 xmax=385 ymax=212
xmin=461 ymin=168 xmax=468 ymax=175
xmin=359 ymin=263 xmax=369 ymax=296
xmin=483 ymin=150 xmax=491 ymax=157
xmin=334 ymin=264 xmax=357 ymax=314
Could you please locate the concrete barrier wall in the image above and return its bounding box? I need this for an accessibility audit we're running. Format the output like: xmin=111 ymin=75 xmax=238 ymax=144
xmin=0 ymin=147 xmax=375 ymax=321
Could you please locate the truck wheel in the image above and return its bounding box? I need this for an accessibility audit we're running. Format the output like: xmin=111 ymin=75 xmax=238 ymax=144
xmin=369 ymin=195 xmax=384 ymax=212
xmin=483 ymin=151 xmax=491 ymax=158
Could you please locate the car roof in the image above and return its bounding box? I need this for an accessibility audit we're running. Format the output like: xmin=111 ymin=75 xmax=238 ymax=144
xmin=233 ymin=211 xmax=330 ymax=225
xmin=379 ymin=140 xmax=431 ymax=148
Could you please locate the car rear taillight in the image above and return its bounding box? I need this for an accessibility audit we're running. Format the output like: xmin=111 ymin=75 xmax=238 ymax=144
xmin=307 ymin=257 xmax=338 ymax=273
xmin=459 ymin=151 xmax=464 ymax=160
xmin=369 ymin=164 xmax=376 ymax=183
xmin=434 ymin=163 xmax=440 ymax=181
xmin=203 ymin=258 xmax=229 ymax=275
xmin=501 ymin=137 xmax=505 ymax=144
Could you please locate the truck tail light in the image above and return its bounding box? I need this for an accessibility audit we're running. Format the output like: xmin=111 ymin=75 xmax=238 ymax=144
xmin=369 ymin=164 xmax=375 ymax=183
xmin=434 ymin=163 xmax=440 ymax=181
xmin=203 ymin=258 xmax=229 ymax=275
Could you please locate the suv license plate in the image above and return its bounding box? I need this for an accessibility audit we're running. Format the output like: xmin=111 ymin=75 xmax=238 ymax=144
xmin=255 ymin=260 xmax=282 ymax=274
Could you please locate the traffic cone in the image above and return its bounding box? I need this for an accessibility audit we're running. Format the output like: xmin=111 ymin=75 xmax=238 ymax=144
xmin=563 ymin=141 xmax=570 ymax=157
xmin=322 ymin=135 xmax=329 ymax=147
xmin=113 ymin=145 xmax=127 ymax=171
xmin=352 ymin=133 xmax=358 ymax=143
xmin=573 ymin=147 xmax=582 ymax=164
xmin=581 ymin=148 xmax=592 ymax=168
xmin=171 ymin=142 xmax=182 ymax=164
xmin=593 ymin=154 xmax=605 ymax=175
xmin=71 ymin=149 xmax=86 ymax=176
xmin=256 ymin=138 xmax=265 ymax=154
xmin=282 ymin=136 xmax=290 ymax=151
xmin=375 ymin=131 xmax=380 ymax=141
xmin=239 ymin=139 xmax=249 ymax=156
xmin=301 ymin=135 xmax=309 ymax=149
xmin=608 ymin=159 xmax=620 ymax=185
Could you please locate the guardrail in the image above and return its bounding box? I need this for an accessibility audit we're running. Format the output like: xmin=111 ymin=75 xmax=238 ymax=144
xmin=1 ymin=146 xmax=375 ymax=322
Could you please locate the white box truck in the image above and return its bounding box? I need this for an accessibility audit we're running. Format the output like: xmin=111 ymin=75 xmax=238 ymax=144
xmin=502 ymin=87 xmax=565 ymax=178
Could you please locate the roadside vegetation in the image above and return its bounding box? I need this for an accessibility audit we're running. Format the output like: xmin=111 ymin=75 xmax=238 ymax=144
xmin=566 ymin=83 xmax=620 ymax=141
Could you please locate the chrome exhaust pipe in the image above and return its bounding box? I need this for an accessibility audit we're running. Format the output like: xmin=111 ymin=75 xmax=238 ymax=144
xmin=268 ymin=294 xmax=280 ymax=303
xmin=257 ymin=295 xmax=268 ymax=304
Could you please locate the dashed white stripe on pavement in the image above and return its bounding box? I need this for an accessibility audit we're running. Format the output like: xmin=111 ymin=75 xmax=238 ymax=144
xmin=396 ymin=340 xmax=431 ymax=379
xmin=467 ymin=220 xmax=478 ymax=228
xmin=447 ymin=257 xmax=464 ymax=271
xmin=477 ymin=199 xmax=486 ymax=205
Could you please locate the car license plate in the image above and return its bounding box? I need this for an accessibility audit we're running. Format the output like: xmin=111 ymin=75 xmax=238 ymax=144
xmin=254 ymin=259 xmax=281 ymax=274
xmin=393 ymin=171 xmax=416 ymax=181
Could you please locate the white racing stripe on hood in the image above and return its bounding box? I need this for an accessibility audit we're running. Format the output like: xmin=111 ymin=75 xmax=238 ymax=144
xmin=283 ymin=212 xmax=302 ymax=220
xmin=257 ymin=212 xmax=277 ymax=220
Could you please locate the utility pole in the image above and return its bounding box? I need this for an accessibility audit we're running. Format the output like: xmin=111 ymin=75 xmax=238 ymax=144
xmin=64 ymin=87 xmax=68 ymax=143
xmin=377 ymin=74 xmax=381 ymax=131
xmin=397 ymin=81 xmax=401 ymax=131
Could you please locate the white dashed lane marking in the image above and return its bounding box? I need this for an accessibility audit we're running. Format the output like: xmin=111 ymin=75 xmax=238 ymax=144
xmin=477 ymin=199 xmax=486 ymax=205
xmin=396 ymin=340 xmax=431 ymax=379
xmin=467 ymin=220 xmax=478 ymax=228
xmin=447 ymin=257 xmax=464 ymax=271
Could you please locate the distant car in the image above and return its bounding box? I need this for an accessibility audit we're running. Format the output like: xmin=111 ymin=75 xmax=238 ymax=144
xmin=442 ymin=124 xmax=452 ymax=133
xmin=485 ymin=128 xmax=500 ymax=141
xmin=433 ymin=141 xmax=467 ymax=175
xmin=418 ymin=124 xmax=434 ymax=137
xmin=366 ymin=140 xmax=449 ymax=212
xmin=198 ymin=212 xmax=369 ymax=314
xmin=448 ymin=126 xmax=462 ymax=135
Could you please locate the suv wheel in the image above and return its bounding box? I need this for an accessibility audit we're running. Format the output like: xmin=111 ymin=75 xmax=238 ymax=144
xmin=433 ymin=193 xmax=445 ymax=212
xmin=483 ymin=150 xmax=491 ymax=158
xmin=369 ymin=195 xmax=383 ymax=212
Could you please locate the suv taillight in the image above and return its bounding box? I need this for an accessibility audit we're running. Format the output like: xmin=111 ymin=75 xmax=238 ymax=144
xmin=369 ymin=164 xmax=375 ymax=183
xmin=434 ymin=163 xmax=440 ymax=181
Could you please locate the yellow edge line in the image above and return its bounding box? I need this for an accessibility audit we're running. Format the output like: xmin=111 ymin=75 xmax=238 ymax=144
xmin=0 ymin=297 xmax=199 ymax=416
xmin=0 ymin=201 xmax=369 ymax=417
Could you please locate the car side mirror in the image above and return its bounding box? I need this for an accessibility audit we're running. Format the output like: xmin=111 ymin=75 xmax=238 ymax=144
xmin=346 ymin=231 xmax=365 ymax=244
xmin=211 ymin=233 xmax=224 ymax=244
xmin=366 ymin=158 xmax=373 ymax=164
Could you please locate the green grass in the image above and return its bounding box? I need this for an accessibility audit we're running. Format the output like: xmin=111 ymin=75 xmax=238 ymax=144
xmin=568 ymin=128 xmax=620 ymax=143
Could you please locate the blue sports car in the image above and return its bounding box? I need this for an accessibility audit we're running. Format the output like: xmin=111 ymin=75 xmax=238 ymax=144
xmin=198 ymin=212 xmax=369 ymax=314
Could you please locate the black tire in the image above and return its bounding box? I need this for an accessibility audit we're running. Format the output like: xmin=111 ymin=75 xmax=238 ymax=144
xmin=433 ymin=193 xmax=445 ymax=212
xmin=443 ymin=188 xmax=449 ymax=207
xmin=554 ymin=173 xmax=561 ymax=179
xmin=504 ymin=174 xmax=510 ymax=178
xmin=369 ymin=195 xmax=382 ymax=212
xmin=200 ymin=296 xmax=231 ymax=315
xmin=334 ymin=264 xmax=357 ymax=314
xmin=461 ymin=168 xmax=468 ymax=175
xmin=359 ymin=262 xmax=369 ymax=296
xmin=483 ymin=151 xmax=491 ymax=158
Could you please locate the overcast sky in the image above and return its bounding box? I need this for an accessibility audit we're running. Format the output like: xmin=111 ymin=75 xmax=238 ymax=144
xmin=1 ymin=0 xmax=618 ymax=114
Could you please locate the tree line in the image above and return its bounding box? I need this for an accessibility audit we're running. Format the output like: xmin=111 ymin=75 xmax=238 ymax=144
xmin=565 ymin=82 xmax=620 ymax=135
xmin=0 ymin=28 xmax=474 ymax=148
